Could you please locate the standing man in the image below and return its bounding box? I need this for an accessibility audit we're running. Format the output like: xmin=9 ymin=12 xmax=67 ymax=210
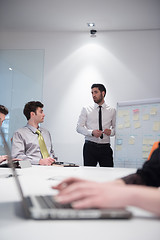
xmin=76 ymin=84 xmax=116 ymax=167
xmin=0 ymin=105 xmax=9 ymax=163
xmin=12 ymin=101 xmax=55 ymax=165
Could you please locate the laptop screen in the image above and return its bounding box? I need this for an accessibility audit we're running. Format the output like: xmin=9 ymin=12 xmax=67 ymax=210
xmin=0 ymin=126 xmax=30 ymax=218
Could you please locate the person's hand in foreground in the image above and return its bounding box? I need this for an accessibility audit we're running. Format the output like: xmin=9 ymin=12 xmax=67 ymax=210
xmin=53 ymin=177 xmax=160 ymax=216
xmin=53 ymin=177 xmax=124 ymax=192
xmin=53 ymin=178 xmax=130 ymax=209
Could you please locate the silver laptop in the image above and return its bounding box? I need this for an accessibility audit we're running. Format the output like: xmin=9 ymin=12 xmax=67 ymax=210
xmin=0 ymin=127 xmax=132 ymax=220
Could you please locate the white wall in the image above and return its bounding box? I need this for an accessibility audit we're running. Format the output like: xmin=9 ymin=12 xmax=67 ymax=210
xmin=0 ymin=30 xmax=160 ymax=165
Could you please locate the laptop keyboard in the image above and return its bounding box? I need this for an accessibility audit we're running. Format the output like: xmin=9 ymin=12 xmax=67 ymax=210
xmin=35 ymin=195 xmax=72 ymax=209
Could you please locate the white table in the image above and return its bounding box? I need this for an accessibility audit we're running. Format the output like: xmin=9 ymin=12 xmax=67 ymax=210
xmin=0 ymin=166 xmax=160 ymax=240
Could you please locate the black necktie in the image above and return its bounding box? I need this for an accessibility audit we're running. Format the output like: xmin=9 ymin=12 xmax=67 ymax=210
xmin=99 ymin=106 xmax=103 ymax=139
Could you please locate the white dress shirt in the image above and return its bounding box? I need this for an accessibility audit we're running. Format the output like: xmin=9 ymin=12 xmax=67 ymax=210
xmin=11 ymin=124 xmax=55 ymax=165
xmin=76 ymin=102 xmax=116 ymax=144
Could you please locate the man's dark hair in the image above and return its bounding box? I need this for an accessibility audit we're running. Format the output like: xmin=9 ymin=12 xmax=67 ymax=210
xmin=23 ymin=101 xmax=44 ymax=120
xmin=0 ymin=105 xmax=9 ymax=115
xmin=91 ymin=84 xmax=106 ymax=96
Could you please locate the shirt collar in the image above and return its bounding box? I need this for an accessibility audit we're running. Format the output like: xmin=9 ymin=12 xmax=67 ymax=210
xmin=26 ymin=123 xmax=41 ymax=134
xmin=94 ymin=101 xmax=106 ymax=109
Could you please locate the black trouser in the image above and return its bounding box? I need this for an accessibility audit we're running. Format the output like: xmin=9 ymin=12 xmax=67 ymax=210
xmin=83 ymin=141 xmax=113 ymax=167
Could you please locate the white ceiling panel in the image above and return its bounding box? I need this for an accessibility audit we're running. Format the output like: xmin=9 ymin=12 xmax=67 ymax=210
xmin=0 ymin=0 xmax=160 ymax=32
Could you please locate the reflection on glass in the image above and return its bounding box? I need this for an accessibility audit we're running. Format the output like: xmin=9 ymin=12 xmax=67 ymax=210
xmin=0 ymin=49 xmax=44 ymax=153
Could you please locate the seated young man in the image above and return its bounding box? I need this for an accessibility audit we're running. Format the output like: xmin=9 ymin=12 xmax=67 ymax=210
xmin=12 ymin=101 xmax=56 ymax=165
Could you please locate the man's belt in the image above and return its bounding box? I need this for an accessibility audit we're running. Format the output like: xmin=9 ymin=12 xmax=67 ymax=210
xmin=85 ymin=140 xmax=110 ymax=146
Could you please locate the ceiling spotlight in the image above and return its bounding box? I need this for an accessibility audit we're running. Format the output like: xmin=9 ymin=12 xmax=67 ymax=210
xmin=9 ymin=67 xmax=13 ymax=71
xmin=90 ymin=29 xmax=97 ymax=37
xmin=87 ymin=23 xmax=95 ymax=27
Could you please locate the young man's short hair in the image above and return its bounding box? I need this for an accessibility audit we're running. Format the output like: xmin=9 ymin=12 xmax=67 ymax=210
xmin=23 ymin=101 xmax=44 ymax=120
xmin=0 ymin=105 xmax=9 ymax=115
xmin=91 ymin=84 xmax=106 ymax=96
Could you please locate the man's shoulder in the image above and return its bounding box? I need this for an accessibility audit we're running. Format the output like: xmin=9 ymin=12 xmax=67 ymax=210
xmin=13 ymin=126 xmax=29 ymax=135
xmin=104 ymin=104 xmax=116 ymax=112
xmin=103 ymin=105 xmax=116 ymax=117
xmin=82 ymin=105 xmax=95 ymax=111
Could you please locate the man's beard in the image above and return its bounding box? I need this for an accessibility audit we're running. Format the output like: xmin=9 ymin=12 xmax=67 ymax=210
xmin=93 ymin=93 xmax=103 ymax=104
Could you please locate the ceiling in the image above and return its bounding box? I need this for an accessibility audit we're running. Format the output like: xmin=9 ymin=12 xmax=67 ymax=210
xmin=0 ymin=0 xmax=160 ymax=32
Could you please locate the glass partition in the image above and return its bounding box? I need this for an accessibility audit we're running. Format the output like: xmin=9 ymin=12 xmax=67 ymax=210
xmin=0 ymin=49 xmax=44 ymax=154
